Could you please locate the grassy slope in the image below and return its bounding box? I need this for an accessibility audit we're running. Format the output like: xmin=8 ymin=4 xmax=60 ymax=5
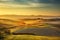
xmin=5 ymin=35 xmax=60 ymax=40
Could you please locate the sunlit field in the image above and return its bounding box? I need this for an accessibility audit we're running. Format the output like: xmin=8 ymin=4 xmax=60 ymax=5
xmin=0 ymin=15 xmax=60 ymax=40
xmin=5 ymin=35 xmax=60 ymax=40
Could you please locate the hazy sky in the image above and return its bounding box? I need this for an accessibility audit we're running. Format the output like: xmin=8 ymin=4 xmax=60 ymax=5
xmin=0 ymin=0 xmax=60 ymax=16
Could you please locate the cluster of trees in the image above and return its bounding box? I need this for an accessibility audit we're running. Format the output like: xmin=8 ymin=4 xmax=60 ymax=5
xmin=0 ymin=26 xmax=10 ymax=40
xmin=0 ymin=22 xmax=19 ymax=40
xmin=44 ymin=18 xmax=60 ymax=21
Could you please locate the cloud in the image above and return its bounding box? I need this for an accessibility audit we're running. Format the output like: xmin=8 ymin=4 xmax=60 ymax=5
xmin=0 ymin=0 xmax=13 ymax=2
xmin=0 ymin=0 xmax=60 ymax=4
xmin=0 ymin=3 xmax=48 ymax=7
xmin=0 ymin=0 xmax=60 ymax=3
xmin=0 ymin=0 xmax=9 ymax=1
xmin=0 ymin=0 xmax=60 ymax=8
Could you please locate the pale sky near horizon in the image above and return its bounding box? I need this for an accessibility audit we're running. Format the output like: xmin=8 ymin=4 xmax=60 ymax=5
xmin=0 ymin=0 xmax=60 ymax=16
